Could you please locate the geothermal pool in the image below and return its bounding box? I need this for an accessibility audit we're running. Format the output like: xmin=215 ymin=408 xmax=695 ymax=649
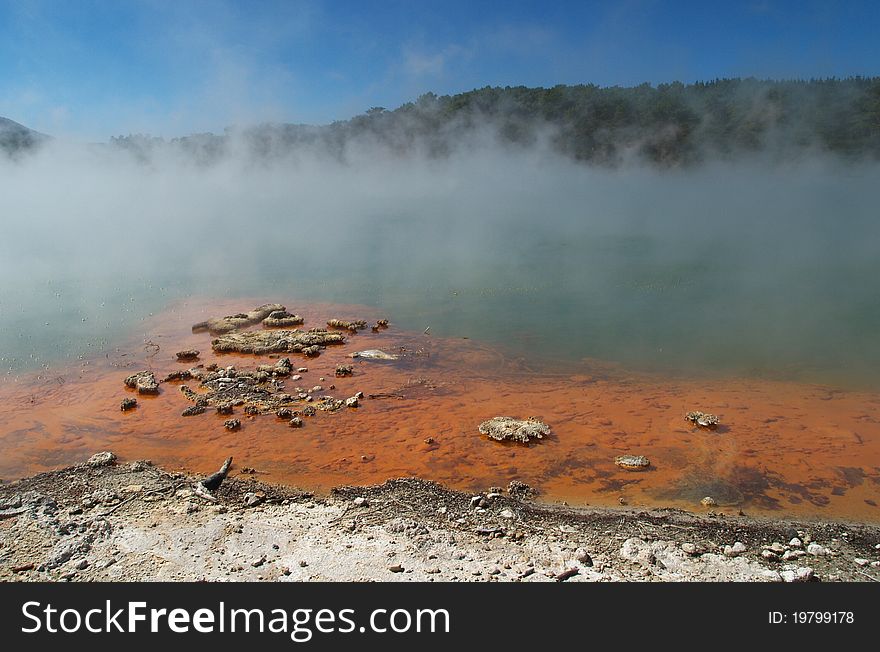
xmin=1 ymin=297 xmax=878 ymax=522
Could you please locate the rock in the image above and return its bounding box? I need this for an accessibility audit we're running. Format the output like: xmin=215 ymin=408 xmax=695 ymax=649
xmin=175 ymin=349 xmax=200 ymax=361
xmin=780 ymin=567 xmax=814 ymax=583
xmin=789 ymin=537 xmax=803 ymax=548
xmin=806 ymin=543 xmax=827 ymax=556
xmin=335 ymin=364 xmax=354 ymax=377
xmin=224 ymin=419 xmax=241 ymax=431
xmin=243 ymin=492 xmax=265 ymax=507
xmin=299 ymin=560 xmax=308 ymax=568
xmin=164 ymin=370 xmax=194 ymax=382
xmin=215 ymin=403 xmax=234 ymax=415
xmin=479 ymin=416 xmax=550 ymax=444
xmin=120 ymin=397 xmax=138 ymax=411
xmin=124 ymin=371 xmax=159 ymax=395
xmin=353 ymin=497 xmax=368 ymax=507
xmin=685 ymin=411 xmax=720 ymax=428
xmin=388 ymin=564 xmax=404 ymax=573
xmin=555 ymin=568 xmax=579 ymax=582
xmin=575 ymin=548 xmax=593 ymax=566
xmin=345 ymin=396 xmax=359 ymax=408
xmin=681 ymin=543 xmax=699 ymax=556
xmin=700 ymin=496 xmax=717 ymax=507
xmin=614 ymin=455 xmax=651 ymax=470
xmin=262 ymin=311 xmax=304 ymax=327
xmin=258 ymin=357 xmax=293 ymax=377
xmin=74 ymin=559 xmax=89 ymax=570
xmin=181 ymin=405 xmax=206 ymax=417
xmin=854 ymin=558 xmax=870 ymax=567
xmin=350 ymin=349 xmax=399 ymax=360
xmin=507 ymin=480 xmax=537 ymax=499
xmin=86 ymin=452 xmax=117 ymax=468
xmin=327 ymin=319 xmax=368 ymax=332
xmin=192 ymin=303 xmax=286 ymax=334
xmin=767 ymin=542 xmax=785 ymax=554
xmin=724 ymin=542 xmax=748 ymax=557
xmin=782 ymin=550 xmax=806 ymax=561
xmin=619 ymin=538 xmax=656 ymax=565
xmin=500 ymin=509 xmax=515 ymax=519
xmin=211 ymin=329 xmax=345 ymax=356
xmin=761 ymin=549 xmax=779 ymax=561
xmin=288 ymin=417 xmax=304 ymax=428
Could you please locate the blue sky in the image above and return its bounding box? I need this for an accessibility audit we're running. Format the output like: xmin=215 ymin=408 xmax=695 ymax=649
xmin=1 ymin=0 xmax=878 ymax=139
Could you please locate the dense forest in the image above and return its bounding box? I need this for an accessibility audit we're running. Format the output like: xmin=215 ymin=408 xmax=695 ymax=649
xmin=6 ymin=78 xmax=880 ymax=165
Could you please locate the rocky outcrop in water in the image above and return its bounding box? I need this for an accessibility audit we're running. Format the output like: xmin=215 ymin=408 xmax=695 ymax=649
xmin=479 ymin=417 xmax=550 ymax=444
xmin=263 ymin=310 xmax=304 ymax=328
xmin=192 ymin=303 xmax=285 ymax=334
xmin=327 ymin=319 xmax=368 ymax=332
xmin=124 ymin=371 xmax=159 ymax=395
xmin=349 ymin=349 xmax=398 ymax=360
xmin=211 ymin=329 xmax=345 ymax=355
xmin=175 ymin=349 xmax=200 ymax=361
xmin=685 ymin=411 xmax=720 ymax=428
xmin=614 ymin=455 xmax=651 ymax=470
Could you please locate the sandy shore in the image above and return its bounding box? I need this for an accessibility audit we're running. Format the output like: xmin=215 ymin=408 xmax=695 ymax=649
xmin=1 ymin=453 xmax=879 ymax=582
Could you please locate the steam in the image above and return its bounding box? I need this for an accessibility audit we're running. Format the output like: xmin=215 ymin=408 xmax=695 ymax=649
xmin=1 ymin=123 xmax=879 ymax=387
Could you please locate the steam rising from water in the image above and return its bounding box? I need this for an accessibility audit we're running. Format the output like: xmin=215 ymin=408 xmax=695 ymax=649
xmin=1 ymin=136 xmax=879 ymax=386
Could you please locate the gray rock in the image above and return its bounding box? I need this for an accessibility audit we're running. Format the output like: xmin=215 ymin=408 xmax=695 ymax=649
xmin=86 ymin=452 xmax=117 ymax=468
xmin=806 ymin=543 xmax=827 ymax=556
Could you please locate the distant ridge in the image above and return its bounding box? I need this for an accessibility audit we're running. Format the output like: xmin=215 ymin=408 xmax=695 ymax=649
xmin=0 ymin=116 xmax=49 ymax=154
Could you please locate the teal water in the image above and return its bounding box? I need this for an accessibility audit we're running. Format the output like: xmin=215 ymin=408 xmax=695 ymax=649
xmin=1 ymin=151 xmax=879 ymax=387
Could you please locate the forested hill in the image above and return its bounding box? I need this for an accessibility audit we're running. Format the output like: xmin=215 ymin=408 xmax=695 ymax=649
xmin=0 ymin=117 xmax=49 ymax=155
xmin=19 ymin=78 xmax=880 ymax=166
xmin=313 ymin=77 xmax=880 ymax=165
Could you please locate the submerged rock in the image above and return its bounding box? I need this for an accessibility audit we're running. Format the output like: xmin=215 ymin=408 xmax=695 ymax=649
xmin=335 ymin=364 xmax=354 ymax=377
xmin=124 ymin=371 xmax=160 ymax=395
xmin=211 ymin=329 xmax=345 ymax=356
xmin=175 ymin=349 xmax=200 ymax=361
xmin=349 ymin=349 xmax=398 ymax=360
xmin=614 ymin=455 xmax=651 ymax=470
xmin=192 ymin=303 xmax=285 ymax=334
xmin=120 ymin=397 xmax=138 ymax=412
xmin=478 ymin=417 xmax=550 ymax=444
xmin=685 ymin=411 xmax=720 ymax=428
xmin=224 ymin=419 xmax=241 ymax=431
xmin=263 ymin=310 xmax=304 ymax=328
